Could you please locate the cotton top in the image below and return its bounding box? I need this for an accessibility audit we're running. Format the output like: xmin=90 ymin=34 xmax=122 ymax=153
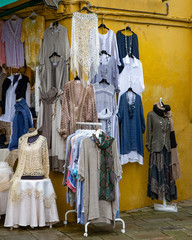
xmin=118 ymin=56 xmax=144 ymax=103
xmin=146 ymin=110 xmax=171 ymax=153
xmin=118 ymin=92 xmax=145 ymax=156
xmin=116 ymin=30 xmax=139 ymax=72
xmin=0 ymin=21 xmax=6 ymax=66
xmin=90 ymin=55 xmax=119 ymax=92
xmin=39 ymin=24 xmax=70 ymax=65
xmin=21 ymin=15 xmax=45 ymax=71
xmin=78 ymin=137 xmax=122 ymax=225
xmin=99 ymin=29 xmax=120 ymax=66
xmin=1 ymin=18 xmax=24 ymax=68
xmin=93 ymin=82 xmax=117 ymax=114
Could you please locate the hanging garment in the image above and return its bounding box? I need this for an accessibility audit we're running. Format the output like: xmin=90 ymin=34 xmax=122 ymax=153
xmin=90 ymin=55 xmax=119 ymax=93
xmin=93 ymin=82 xmax=119 ymax=147
xmin=39 ymin=55 xmax=68 ymax=93
xmin=0 ymin=74 xmax=30 ymax=122
xmin=118 ymin=92 xmax=145 ymax=165
xmin=37 ymin=55 xmax=68 ymax=172
xmin=118 ymin=56 xmax=144 ymax=102
xmin=9 ymin=130 xmax=49 ymax=202
xmin=8 ymin=98 xmax=33 ymax=151
xmin=0 ymin=21 xmax=6 ymax=66
xmin=1 ymin=18 xmax=24 ymax=68
xmin=78 ymin=136 xmax=122 ymax=225
xmin=60 ymin=80 xmax=98 ymax=151
xmin=21 ymin=15 xmax=45 ymax=71
xmin=35 ymin=66 xmax=40 ymax=113
xmin=116 ymin=30 xmax=139 ymax=73
xmin=71 ymin=12 xmax=99 ymax=80
xmin=0 ymin=162 xmax=13 ymax=192
xmin=146 ymin=105 xmax=177 ymax=201
xmin=99 ymin=29 xmax=120 ymax=66
xmin=0 ymin=67 xmax=7 ymax=116
xmin=92 ymin=132 xmax=116 ymax=202
xmin=39 ymin=23 xmax=70 ymax=66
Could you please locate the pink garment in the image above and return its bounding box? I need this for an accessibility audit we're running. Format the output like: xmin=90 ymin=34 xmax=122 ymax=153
xmin=0 ymin=21 xmax=6 ymax=66
xmin=1 ymin=18 xmax=24 ymax=68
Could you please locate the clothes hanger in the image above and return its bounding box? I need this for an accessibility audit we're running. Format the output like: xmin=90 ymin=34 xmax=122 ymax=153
xmin=29 ymin=11 xmax=37 ymax=20
xmin=78 ymin=6 xmax=93 ymax=13
xmin=74 ymin=76 xmax=80 ymax=80
xmin=127 ymin=87 xmax=136 ymax=94
xmin=10 ymin=14 xmax=18 ymax=21
xmin=99 ymin=50 xmax=111 ymax=57
xmin=98 ymin=23 xmax=109 ymax=30
xmin=99 ymin=79 xmax=110 ymax=85
xmin=53 ymin=21 xmax=59 ymax=27
xmin=49 ymin=52 xmax=61 ymax=59
xmin=120 ymin=26 xmax=135 ymax=35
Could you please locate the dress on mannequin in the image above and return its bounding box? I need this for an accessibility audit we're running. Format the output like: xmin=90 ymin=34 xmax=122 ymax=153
xmin=146 ymin=101 xmax=177 ymax=207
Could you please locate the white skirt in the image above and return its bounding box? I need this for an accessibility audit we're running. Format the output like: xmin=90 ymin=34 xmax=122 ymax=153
xmin=4 ymin=179 xmax=59 ymax=227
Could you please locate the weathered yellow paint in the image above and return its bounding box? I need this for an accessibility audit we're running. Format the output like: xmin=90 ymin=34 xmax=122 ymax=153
xmin=43 ymin=0 xmax=192 ymax=219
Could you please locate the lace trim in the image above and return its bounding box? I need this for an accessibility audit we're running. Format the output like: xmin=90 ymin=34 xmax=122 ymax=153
xmin=10 ymin=187 xmax=56 ymax=208
xmin=71 ymin=12 xmax=99 ymax=81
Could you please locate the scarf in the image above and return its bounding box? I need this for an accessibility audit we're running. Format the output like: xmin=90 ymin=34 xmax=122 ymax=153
xmin=153 ymin=104 xmax=171 ymax=117
xmin=39 ymin=87 xmax=58 ymax=148
xmin=92 ymin=131 xmax=115 ymax=202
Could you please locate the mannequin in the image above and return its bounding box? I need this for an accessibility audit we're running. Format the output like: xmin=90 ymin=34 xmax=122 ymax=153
xmin=146 ymin=98 xmax=178 ymax=212
xmin=28 ymin=127 xmax=39 ymax=144
xmin=21 ymin=127 xmax=43 ymax=180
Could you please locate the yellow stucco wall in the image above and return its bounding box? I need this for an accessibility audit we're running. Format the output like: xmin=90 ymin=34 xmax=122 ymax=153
xmin=48 ymin=0 xmax=192 ymax=220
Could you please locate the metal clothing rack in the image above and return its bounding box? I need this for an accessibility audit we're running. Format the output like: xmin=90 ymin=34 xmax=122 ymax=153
xmin=64 ymin=122 xmax=125 ymax=237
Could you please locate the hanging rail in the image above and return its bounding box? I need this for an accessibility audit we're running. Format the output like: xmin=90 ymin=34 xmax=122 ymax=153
xmin=89 ymin=2 xmax=169 ymax=17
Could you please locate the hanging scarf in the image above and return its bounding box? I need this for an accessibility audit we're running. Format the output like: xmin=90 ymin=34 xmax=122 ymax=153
xmin=92 ymin=131 xmax=115 ymax=202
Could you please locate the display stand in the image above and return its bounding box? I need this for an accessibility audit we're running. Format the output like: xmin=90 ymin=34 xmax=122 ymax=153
xmin=64 ymin=210 xmax=125 ymax=237
xmin=64 ymin=122 xmax=125 ymax=237
xmin=154 ymin=194 xmax=178 ymax=212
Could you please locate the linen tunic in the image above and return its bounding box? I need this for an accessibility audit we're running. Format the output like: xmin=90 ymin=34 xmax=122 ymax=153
xmin=99 ymin=29 xmax=120 ymax=66
xmin=1 ymin=18 xmax=24 ymax=68
xmin=90 ymin=55 xmax=119 ymax=92
xmin=78 ymin=137 xmax=122 ymax=225
xmin=118 ymin=93 xmax=145 ymax=156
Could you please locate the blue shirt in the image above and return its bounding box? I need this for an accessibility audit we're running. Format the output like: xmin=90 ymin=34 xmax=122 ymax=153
xmin=118 ymin=93 xmax=145 ymax=156
xmin=116 ymin=31 xmax=139 ymax=73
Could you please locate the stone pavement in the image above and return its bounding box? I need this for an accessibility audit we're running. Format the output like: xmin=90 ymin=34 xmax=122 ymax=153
xmin=1 ymin=199 xmax=192 ymax=240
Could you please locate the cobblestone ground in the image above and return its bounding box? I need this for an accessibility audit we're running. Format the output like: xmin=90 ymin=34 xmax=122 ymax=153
xmin=1 ymin=200 xmax=192 ymax=239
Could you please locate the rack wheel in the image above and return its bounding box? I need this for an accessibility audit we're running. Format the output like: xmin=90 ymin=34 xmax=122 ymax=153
xmin=64 ymin=220 xmax=67 ymax=225
xmin=84 ymin=233 xmax=88 ymax=237
xmin=121 ymin=229 xmax=125 ymax=234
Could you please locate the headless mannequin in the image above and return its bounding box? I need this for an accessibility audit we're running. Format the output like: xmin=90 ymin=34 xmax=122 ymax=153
xmin=21 ymin=128 xmax=44 ymax=180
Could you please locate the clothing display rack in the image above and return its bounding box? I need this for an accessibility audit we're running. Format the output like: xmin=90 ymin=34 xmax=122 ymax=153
xmin=64 ymin=122 xmax=125 ymax=237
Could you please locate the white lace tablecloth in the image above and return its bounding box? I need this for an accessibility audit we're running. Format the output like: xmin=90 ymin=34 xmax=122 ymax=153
xmin=4 ymin=179 xmax=59 ymax=227
xmin=0 ymin=149 xmax=10 ymax=162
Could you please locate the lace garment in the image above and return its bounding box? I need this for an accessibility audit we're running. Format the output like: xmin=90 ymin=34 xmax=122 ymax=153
xmin=9 ymin=130 xmax=49 ymax=202
xmin=71 ymin=12 xmax=99 ymax=81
